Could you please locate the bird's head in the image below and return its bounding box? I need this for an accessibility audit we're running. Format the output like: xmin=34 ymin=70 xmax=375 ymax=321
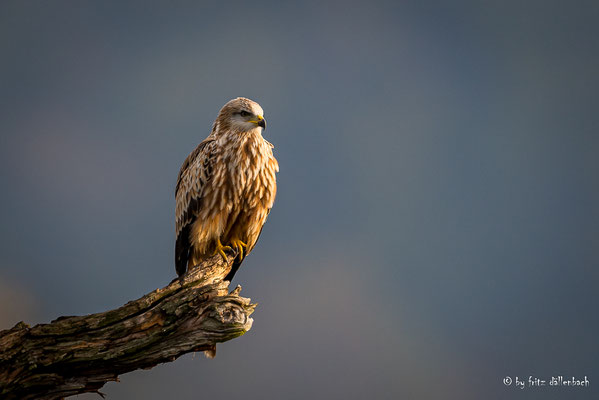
xmin=216 ymin=97 xmax=266 ymax=133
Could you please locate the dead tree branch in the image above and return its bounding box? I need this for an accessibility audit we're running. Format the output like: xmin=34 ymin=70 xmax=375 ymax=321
xmin=0 ymin=250 xmax=254 ymax=400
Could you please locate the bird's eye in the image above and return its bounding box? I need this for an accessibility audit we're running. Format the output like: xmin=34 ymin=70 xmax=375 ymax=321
xmin=239 ymin=110 xmax=250 ymax=117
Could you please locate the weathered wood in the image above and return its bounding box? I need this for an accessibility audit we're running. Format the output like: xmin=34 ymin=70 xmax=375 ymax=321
xmin=0 ymin=250 xmax=255 ymax=400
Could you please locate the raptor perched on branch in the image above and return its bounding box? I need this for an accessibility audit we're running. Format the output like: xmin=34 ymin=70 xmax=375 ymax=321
xmin=175 ymin=97 xmax=279 ymax=282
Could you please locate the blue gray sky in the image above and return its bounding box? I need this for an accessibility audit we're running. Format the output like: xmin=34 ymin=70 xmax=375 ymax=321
xmin=1 ymin=1 xmax=598 ymax=399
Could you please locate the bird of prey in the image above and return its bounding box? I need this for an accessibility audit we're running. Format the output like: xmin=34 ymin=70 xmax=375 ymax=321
xmin=175 ymin=97 xmax=278 ymax=281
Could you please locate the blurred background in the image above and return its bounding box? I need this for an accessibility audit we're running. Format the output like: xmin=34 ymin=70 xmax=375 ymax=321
xmin=1 ymin=1 xmax=598 ymax=399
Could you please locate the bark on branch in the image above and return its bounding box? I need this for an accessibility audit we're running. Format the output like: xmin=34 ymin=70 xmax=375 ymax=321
xmin=0 ymin=250 xmax=254 ymax=400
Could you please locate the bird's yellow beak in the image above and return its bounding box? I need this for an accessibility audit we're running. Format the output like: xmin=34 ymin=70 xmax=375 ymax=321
xmin=249 ymin=115 xmax=266 ymax=130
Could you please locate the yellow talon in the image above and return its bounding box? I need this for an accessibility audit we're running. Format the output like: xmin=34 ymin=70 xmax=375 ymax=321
xmin=213 ymin=239 xmax=232 ymax=262
xmin=231 ymin=239 xmax=247 ymax=260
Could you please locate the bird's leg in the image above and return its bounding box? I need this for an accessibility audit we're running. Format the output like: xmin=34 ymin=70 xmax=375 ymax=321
xmin=213 ymin=238 xmax=233 ymax=262
xmin=230 ymin=238 xmax=247 ymax=260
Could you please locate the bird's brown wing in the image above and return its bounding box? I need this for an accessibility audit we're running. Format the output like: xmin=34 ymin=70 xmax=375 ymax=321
xmin=175 ymin=138 xmax=216 ymax=276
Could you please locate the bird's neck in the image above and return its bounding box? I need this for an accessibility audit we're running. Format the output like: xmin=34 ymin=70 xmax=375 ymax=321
xmin=217 ymin=128 xmax=263 ymax=145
